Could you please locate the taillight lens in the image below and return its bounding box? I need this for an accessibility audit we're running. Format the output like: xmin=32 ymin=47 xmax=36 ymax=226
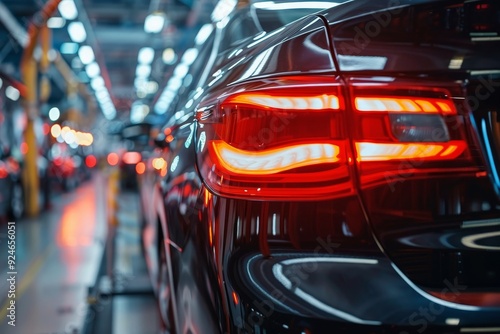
xmin=349 ymin=77 xmax=479 ymax=188
xmin=196 ymin=76 xmax=356 ymax=200
xmin=196 ymin=76 xmax=480 ymax=200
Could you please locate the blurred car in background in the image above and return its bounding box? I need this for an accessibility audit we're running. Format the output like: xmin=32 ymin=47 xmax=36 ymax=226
xmin=0 ymin=148 xmax=24 ymax=221
xmin=136 ymin=0 xmax=500 ymax=333
xmin=48 ymin=142 xmax=79 ymax=191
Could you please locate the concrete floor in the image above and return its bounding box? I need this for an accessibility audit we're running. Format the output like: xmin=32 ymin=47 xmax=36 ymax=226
xmin=0 ymin=170 xmax=160 ymax=334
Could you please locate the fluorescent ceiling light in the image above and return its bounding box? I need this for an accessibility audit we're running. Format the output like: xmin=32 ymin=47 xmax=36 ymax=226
xmin=136 ymin=64 xmax=151 ymax=77
xmin=48 ymin=107 xmax=60 ymax=121
xmin=181 ymin=48 xmax=198 ymax=65
xmin=134 ymin=77 xmax=147 ymax=88
xmin=173 ymin=63 xmax=189 ymax=78
xmin=167 ymin=77 xmax=182 ymax=91
xmin=5 ymin=86 xmax=20 ymax=101
xmin=211 ymin=0 xmax=237 ymax=22
xmin=78 ymin=45 xmax=94 ymax=64
xmin=85 ymin=62 xmax=100 ymax=78
xmin=103 ymin=109 xmax=116 ymax=120
xmin=96 ymin=89 xmax=109 ymax=101
xmin=162 ymin=48 xmax=176 ymax=64
xmin=68 ymin=22 xmax=86 ymax=43
xmin=58 ymin=0 xmax=78 ymax=20
xmin=91 ymin=76 xmax=105 ymax=90
xmin=195 ymin=24 xmax=214 ymax=45
xmin=60 ymin=42 xmax=79 ymax=54
xmin=47 ymin=17 xmax=66 ymax=29
xmin=144 ymin=12 xmax=165 ymax=33
xmin=138 ymin=47 xmax=155 ymax=64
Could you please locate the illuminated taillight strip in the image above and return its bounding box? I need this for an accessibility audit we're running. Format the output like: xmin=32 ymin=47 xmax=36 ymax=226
xmin=225 ymin=93 xmax=340 ymax=110
xmin=356 ymin=141 xmax=467 ymax=161
xmin=212 ymin=141 xmax=341 ymax=175
xmin=355 ymin=97 xmax=455 ymax=114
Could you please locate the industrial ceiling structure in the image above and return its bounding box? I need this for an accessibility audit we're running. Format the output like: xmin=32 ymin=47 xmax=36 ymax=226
xmin=0 ymin=0 xmax=216 ymax=122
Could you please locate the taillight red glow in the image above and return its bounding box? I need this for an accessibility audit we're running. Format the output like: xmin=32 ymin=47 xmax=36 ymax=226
xmin=226 ymin=93 xmax=340 ymax=110
xmin=196 ymin=77 xmax=354 ymax=200
xmin=122 ymin=151 xmax=142 ymax=165
xmin=211 ymin=141 xmax=341 ymax=175
xmin=355 ymin=96 xmax=455 ymax=114
xmin=107 ymin=153 xmax=119 ymax=166
xmin=356 ymin=141 xmax=467 ymax=161
xmin=0 ymin=165 xmax=8 ymax=179
xmin=85 ymin=155 xmax=97 ymax=168
xmin=349 ymin=78 xmax=479 ymax=189
xmin=136 ymin=161 xmax=146 ymax=174
xmin=196 ymin=76 xmax=477 ymax=200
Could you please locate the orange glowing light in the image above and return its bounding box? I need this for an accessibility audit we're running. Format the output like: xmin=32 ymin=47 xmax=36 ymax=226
xmin=152 ymin=157 xmax=167 ymax=170
xmin=355 ymin=141 xmax=467 ymax=161
xmin=107 ymin=152 xmax=119 ymax=166
xmin=136 ymin=161 xmax=146 ymax=174
xmin=211 ymin=141 xmax=341 ymax=175
xmin=226 ymin=93 xmax=340 ymax=110
xmin=232 ymin=291 xmax=239 ymax=305
xmin=354 ymin=97 xmax=456 ymax=114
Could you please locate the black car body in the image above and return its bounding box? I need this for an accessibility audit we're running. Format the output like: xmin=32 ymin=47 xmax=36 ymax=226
xmin=140 ymin=0 xmax=500 ymax=332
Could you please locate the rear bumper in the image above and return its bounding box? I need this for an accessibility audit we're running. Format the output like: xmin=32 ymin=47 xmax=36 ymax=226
xmin=226 ymin=250 xmax=500 ymax=333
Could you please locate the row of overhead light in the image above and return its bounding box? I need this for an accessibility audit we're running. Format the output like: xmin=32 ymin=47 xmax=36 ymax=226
xmin=153 ymin=24 xmax=213 ymax=116
xmin=152 ymin=0 xmax=236 ymax=116
xmin=134 ymin=0 xmax=235 ymax=122
xmin=132 ymin=8 xmax=199 ymax=123
xmin=52 ymin=0 xmax=116 ymax=120
xmin=130 ymin=11 xmax=178 ymax=123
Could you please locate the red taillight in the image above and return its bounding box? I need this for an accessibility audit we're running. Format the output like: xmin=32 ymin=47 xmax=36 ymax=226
xmin=0 ymin=165 xmax=8 ymax=179
xmin=356 ymin=141 xmax=467 ymax=161
xmin=196 ymin=76 xmax=355 ymax=200
xmin=349 ymin=78 xmax=478 ymax=188
xmin=85 ymin=155 xmax=97 ymax=168
xmin=225 ymin=93 xmax=340 ymax=110
xmin=122 ymin=152 xmax=142 ymax=165
xmin=211 ymin=141 xmax=342 ymax=175
xmin=354 ymin=96 xmax=455 ymax=114
xmin=196 ymin=76 xmax=478 ymax=200
xmin=107 ymin=152 xmax=119 ymax=166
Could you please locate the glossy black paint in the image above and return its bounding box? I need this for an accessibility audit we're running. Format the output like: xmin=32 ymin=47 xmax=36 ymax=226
xmin=139 ymin=0 xmax=500 ymax=333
